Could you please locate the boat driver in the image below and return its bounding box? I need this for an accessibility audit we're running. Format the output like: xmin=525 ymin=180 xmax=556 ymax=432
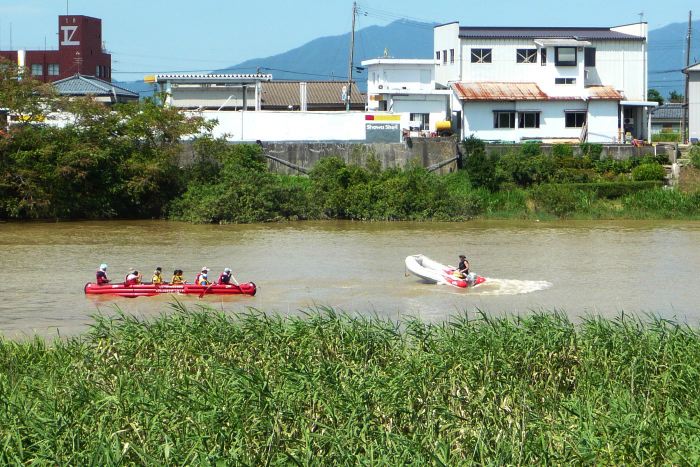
xmin=96 ymin=263 xmax=111 ymax=285
xmin=458 ymin=255 xmax=477 ymax=285
xmin=218 ymin=267 xmax=233 ymax=285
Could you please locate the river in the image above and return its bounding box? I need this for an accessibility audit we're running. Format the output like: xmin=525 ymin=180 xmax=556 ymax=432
xmin=1 ymin=219 xmax=699 ymax=338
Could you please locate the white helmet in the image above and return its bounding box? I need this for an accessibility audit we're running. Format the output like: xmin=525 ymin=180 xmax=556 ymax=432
xmin=224 ymin=267 xmax=231 ymax=273
xmin=100 ymin=263 xmax=108 ymax=271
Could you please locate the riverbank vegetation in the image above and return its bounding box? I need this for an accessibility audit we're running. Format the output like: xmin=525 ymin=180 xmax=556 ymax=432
xmin=2 ymin=60 xmax=699 ymax=222
xmin=2 ymin=305 xmax=700 ymax=463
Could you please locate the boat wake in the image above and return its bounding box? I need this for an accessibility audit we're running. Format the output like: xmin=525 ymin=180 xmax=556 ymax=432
xmin=469 ymin=278 xmax=553 ymax=296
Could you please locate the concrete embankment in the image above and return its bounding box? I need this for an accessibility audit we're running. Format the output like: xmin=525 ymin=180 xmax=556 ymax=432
xmin=179 ymin=139 xmax=678 ymax=175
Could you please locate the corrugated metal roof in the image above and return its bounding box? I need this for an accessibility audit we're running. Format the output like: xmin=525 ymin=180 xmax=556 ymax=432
xmin=451 ymin=82 xmax=623 ymax=101
xmin=452 ymin=82 xmax=548 ymax=101
xmin=261 ymin=81 xmax=364 ymax=108
xmin=458 ymin=27 xmax=643 ymax=41
xmin=651 ymin=103 xmax=683 ymax=120
xmin=53 ymin=74 xmax=138 ymax=97
xmin=586 ymin=86 xmax=623 ymax=100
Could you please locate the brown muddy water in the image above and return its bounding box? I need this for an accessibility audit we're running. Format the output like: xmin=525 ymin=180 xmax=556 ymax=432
xmin=0 ymin=219 xmax=699 ymax=338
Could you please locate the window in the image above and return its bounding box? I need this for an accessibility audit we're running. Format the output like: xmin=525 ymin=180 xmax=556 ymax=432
xmin=565 ymin=111 xmax=587 ymax=128
xmin=471 ymin=48 xmax=492 ymax=63
xmin=516 ymin=49 xmax=537 ymax=63
xmin=555 ymin=77 xmax=576 ymax=84
xmin=436 ymin=51 xmax=441 ymax=62
xmin=96 ymin=65 xmax=101 ymax=77
xmin=494 ymin=111 xmax=516 ymax=129
xmin=442 ymin=50 xmax=447 ymax=64
xmin=31 ymin=64 xmax=43 ymax=76
xmin=449 ymin=49 xmax=455 ymax=64
xmin=540 ymin=48 xmax=547 ymax=66
xmin=555 ymin=47 xmax=577 ymax=66
xmin=518 ymin=112 xmax=541 ymax=128
xmin=410 ymin=113 xmax=430 ymax=131
xmin=47 ymin=64 xmax=59 ymax=76
xmin=584 ymin=47 xmax=596 ymax=67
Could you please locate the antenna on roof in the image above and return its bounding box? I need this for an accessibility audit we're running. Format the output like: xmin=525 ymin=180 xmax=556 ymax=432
xmin=66 ymin=0 xmax=69 ymax=15
xmin=638 ymin=12 xmax=644 ymax=23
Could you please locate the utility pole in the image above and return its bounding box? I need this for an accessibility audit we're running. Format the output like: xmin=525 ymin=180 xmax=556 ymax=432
xmin=346 ymin=2 xmax=357 ymax=111
xmin=681 ymin=11 xmax=692 ymax=144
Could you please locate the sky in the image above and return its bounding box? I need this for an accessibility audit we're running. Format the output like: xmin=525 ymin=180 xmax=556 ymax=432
xmin=0 ymin=0 xmax=696 ymax=82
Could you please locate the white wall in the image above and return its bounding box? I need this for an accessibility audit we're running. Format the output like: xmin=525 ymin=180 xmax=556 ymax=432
xmin=191 ymin=110 xmax=367 ymax=142
xmin=434 ymin=22 xmax=461 ymax=84
xmin=587 ymin=100 xmax=620 ymax=143
xmin=367 ymin=64 xmax=435 ymax=94
xmin=434 ymin=24 xmax=647 ymax=101
xmin=169 ymin=86 xmax=255 ymax=109
xmin=690 ymin=72 xmax=700 ymax=141
xmin=461 ymin=100 xmax=612 ymax=142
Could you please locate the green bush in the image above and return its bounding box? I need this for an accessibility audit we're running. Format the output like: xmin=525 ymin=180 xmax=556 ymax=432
xmin=498 ymin=151 xmax=555 ymax=187
xmin=579 ymin=142 xmax=604 ymax=161
xmin=622 ymin=189 xmax=700 ymax=217
xmin=556 ymin=181 xmax=664 ymax=199
xmin=690 ymin=145 xmax=700 ymax=170
xmin=632 ymin=162 xmax=666 ymax=181
xmin=651 ymin=131 xmax=681 ymax=143
xmin=551 ymin=143 xmax=574 ymax=158
xmin=530 ymin=184 xmax=592 ymax=217
xmin=464 ymin=148 xmax=500 ymax=191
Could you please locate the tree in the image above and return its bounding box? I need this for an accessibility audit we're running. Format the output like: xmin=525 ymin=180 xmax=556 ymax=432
xmin=647 ymin=88 xmax=664 ymax=105
xmin=0 ymin=58 xmax=57 ymax=123
xmin=668 ymin=90 xmax=684 ymax=103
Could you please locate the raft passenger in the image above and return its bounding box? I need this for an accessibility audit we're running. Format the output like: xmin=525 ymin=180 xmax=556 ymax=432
xmin=152 ymin=267 xmax=163 ymax=285
xmin=197 ymin=272 xmax=211 ymax=286
xmin=171 ymin=269 xmax=185 ymax=284
xmin=218 ymin=267 xmax=233 ymax=285
xmin=125 ymin=270 xmax=142 ymax=286
xmin=96 ymin=263 xmax=110 ymax=285
xmin=194 ymin=267 xmax=209 ymax=285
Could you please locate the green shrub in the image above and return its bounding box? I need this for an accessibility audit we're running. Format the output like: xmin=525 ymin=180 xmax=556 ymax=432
xmin=690 ymin=145 xmax=700 ymax=169
xmin=632 ymin=162 xmax=666 ymax=181
xmin=464 ymin=149 xmax=500 ymax=191
xmin=530 ymin=184 xmax=592 ymax=217
xmin=551 ymin=143 xmax=574 ymax=158
xmin=622 ymin=189 xmax=700 ymax=217
xmin=556 ymin=181 xmax=664 ymax=199
xmin=579 ymin=142 xmax=604 ymax=160
xmin=498 ymin=151 xmax=555 ymax=187
xmin=462 ymin=134 xmax=485 ymax=156
xmin=651 ymin=131 xmax=681 ymax=143
xmin=552 ymin=168 xmax=597 ymax=183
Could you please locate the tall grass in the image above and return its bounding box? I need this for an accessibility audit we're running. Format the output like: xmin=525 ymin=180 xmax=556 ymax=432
xmin=2 ymin=305 xmax=700 ymax=464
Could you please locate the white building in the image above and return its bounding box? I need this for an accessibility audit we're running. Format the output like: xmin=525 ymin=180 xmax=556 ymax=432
xmin=147 ymin=73 xmax=273 ymax=110
xmin=434 ymin=22 xmax=656 ymax=143
xmin=686 ymin=63 xmax=700 ymax=143
xmin=361 ymin=58 xmax=451 ymax=135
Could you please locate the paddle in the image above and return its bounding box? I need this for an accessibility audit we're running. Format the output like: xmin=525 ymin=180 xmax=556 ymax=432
xmin=198 ymin=282 xmax=215 ymax=298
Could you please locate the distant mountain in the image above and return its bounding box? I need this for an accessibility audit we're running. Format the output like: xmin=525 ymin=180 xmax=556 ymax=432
xmin=648 ymin=20 xmax=700 ymax=99
xmin=215 ymin=20 xmax=435 ymax=91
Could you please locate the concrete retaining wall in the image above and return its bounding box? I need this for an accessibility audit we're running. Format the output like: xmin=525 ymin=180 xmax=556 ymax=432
xmin=484 ymin=143 xmax=677 ymax=161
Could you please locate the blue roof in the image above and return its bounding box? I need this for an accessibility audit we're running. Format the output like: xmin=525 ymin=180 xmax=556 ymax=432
xmin=52 ymin=74 xmax=138 ymax=98
xmin=651 ymin=103 xmax=683 ymax=120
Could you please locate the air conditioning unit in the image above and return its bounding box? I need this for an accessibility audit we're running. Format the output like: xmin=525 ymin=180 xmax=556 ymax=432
xmin=623 ymin=117 xmax=634 ymax=125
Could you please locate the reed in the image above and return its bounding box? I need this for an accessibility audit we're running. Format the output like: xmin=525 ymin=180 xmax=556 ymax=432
xmin=1 ymin=305 xmax=700 ymax=464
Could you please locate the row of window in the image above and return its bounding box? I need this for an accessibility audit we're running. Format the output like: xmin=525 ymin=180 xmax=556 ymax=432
xmin=493 ymin=111 xmax=587 ymax=129
xmin=469 ymin=47 xmax=596 ymax=67
xmin=29 ymin=63 xmax=110 ymax=78
xmin=31 ymin=63 xmax=60 ymax=76
xmin=435 ymin=49 xmax=455 ymax=64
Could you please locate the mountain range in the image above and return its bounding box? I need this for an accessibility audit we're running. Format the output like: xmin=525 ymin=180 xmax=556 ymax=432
xmin=118 ymin=19 xmax=700 ymax=100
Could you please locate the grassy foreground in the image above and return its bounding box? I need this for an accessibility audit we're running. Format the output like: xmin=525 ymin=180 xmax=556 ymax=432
xmin=2 ymin=305 xmax=700 ymax=464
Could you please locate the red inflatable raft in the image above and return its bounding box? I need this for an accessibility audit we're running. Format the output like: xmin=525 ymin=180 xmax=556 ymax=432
xmin=84 ymin=282 xmax=257 ymax=298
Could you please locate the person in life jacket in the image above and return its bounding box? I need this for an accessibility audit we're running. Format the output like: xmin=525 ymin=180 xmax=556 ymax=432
xmin=171 ymin=269 xmax=184 ymax=285
xmin=197 ymin=272 xmax=211 ymax=286
xmin=194 ymin=267 xmax=209 ymax=285
xmin=218 ymin=267 xmax=233 ymax=285
xmin=125 ymin=270 xmax=142 ymax=286
xmin=96 ymin=264 xmax=110 ymax=285
xmin=152 ymin=267 xmax=163 ymax=285
xmin=457 ymin=254 xmax=476 ymax=284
